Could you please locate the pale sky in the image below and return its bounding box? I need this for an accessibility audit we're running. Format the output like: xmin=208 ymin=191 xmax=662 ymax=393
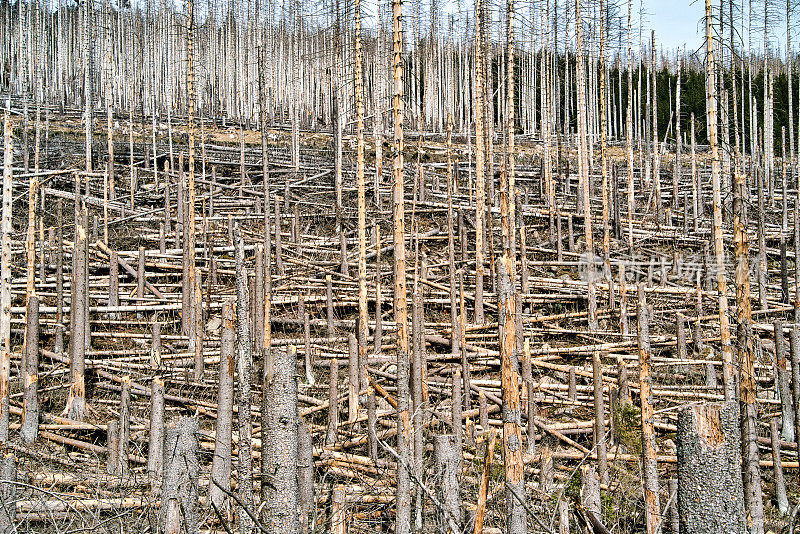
xmin=645 ymin=0 xmax=789 ymax=54
xmin=647 ymin=0 xmax=705 ymax=52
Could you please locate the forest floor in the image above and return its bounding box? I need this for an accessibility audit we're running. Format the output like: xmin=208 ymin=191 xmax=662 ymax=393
xmin=0 ymin=111 xmax=793 ymax=533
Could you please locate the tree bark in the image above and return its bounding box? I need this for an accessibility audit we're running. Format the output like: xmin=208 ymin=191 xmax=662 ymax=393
xmin=433 ymin=434 xmax=461 ymax=534
xmin=21 ymin=294 xmax=39 ymax=444
xmin=161 ymin=416 xmax=199 ymax=534
xmin=676 ymin=402 xmax=745 ymax=533
xmin=497 ymin=254 xmax=526 ymax=533
xmin=264 ymin=346 xmax=300 ymax=534
xmin=210 ymin=299 xmax=235 ymax=512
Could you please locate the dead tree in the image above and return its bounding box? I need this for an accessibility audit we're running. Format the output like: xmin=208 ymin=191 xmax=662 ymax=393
xmin=497 ymin=254 xmax=526 ymax=533
xmin=0 ymin=452 xmax=16 ymax=530
xmin=66 ymin=201 xmax=89 ymax=422
xmin=704 ymin=0 xmax=735 ymax=400
xmin=148 ymin=377 xmax=165 ymax=484
xmin=731 ymin=87 xmax=765 ymax=533
xmin=392 ymin=0 xmax=412 ymax=529
xmin=235 ymin=227 xmax=254 ymax=534
xmin=210 ymin=299 xmax=235 ymax=512
xmin=298 ymin=418 xmax=314 ymax=534
xmin=263 ymin=346 xmax=300 ymax=534
xmin=637 ymin=283 xmax=660 ymax=534
xmin=161 ymin=416 xmax=199 ymax=534
xmin=20 ymin=294 xmax=39 ymax=443
xmin=676 ymin=402 xmax=745 ymax=533
xmin=0 ymin=110 xmax=11 ymax=442
xmin=433 ymin=434 xmax=461 ymax=533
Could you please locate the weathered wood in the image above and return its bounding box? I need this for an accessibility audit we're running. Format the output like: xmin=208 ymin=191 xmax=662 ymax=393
xmin=20 ymin=294 xmax=39 ymax=443
xmin=676 ymin=402 xmax=745 ymax=533
xmin=263 ymin=346 xmax=300 ymax=534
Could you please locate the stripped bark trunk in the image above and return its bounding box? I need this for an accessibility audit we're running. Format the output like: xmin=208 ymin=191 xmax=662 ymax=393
xmin=497 ymin=254 xmax=526 ymax=533
xmin=161 ymin=416 xmax=199 ymax=534
xmin=433 ymin=433 xmax=461 ymax=533
xmin=298 ymin=418 xmax=314 ymax=534
xmin=66 ymin=200 xmax=88 ymax=422
xmin=392 ymin=0 xmax=411 ymax=529
xmin=637 ymin=284 xmax=661 ymax=534
xmin=774 ymin=320 xmax=795 ymax=442
xmin=769 ymin=418 xmax=789 ymax=514
xmin=148 ymin=377 xmax=165 ymax=484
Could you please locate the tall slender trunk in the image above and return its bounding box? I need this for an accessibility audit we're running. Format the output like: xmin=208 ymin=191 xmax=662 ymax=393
xmin=355 ymin=0 xmax=368 ymax=391
xmin=474 ymin=0 xmax=486 ymax=325
xmin=392 ymin=0 xmax=411 ymax=530
xmin=637 ymin=284 xmax=661 ymax=534
xmin=706 ymin=0 xmax=735 ymax=401
xmin=498 ymin=255 xmax=525 ymax=533
xmin=0 ymin=111 xmax=12 ymax=441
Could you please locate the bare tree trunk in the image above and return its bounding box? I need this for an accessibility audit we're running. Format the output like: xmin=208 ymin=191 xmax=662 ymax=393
xmin=20 ymin=293 xmax=39 ymax=443
xmin=66 ymin=201 xmax=88 ymax=422
xmin=263 ymin=346 xmax=300 ymax=534
xmin=497 ymin=255 xmax=526 ymax=533
xmin=473 ymin=429 xmax=496 ymax=534
xmin=769 ymin=418 xmax=789 ymax=514
xmin=210 ymin=299 xmax=235 ymax=512
xmin=433 ymin=434 xmax=461 ymax=533
xmin=705 ymin=0 xmax=735 ymax=401
xmin=774 ymin=320 xmax=795 ymax=442
xmin=0 ymin=110 xmax=12 ymax=441
xmin=676 ymin=402 xmax=745 ymax=533
xmin=575 ymin=0 xmax=596 ymax=331
xmin=235 ymin=227 xmax=254 ymax=534
xmin=473 ymin=0 xmax=486 ymax=326
xmin=731 ymin=96 xmax=765 ymax=533
xmin=392 ymin=0 xmax=411 ymax=529
xmin=355 ymin=0 xmax=368 ymax=392
xmin=593 ymin=350 xmax=608 ymax=485
xmin=161 ymin=416 xmax=199 ymax=534
xmin=327 ymin=354 xmax=339 ymax=445
xmin=148 ymin=377 xmax=165 ymax=486
xmin=298 ymin=418 xmax=314 ymax=534
xmin=637 ymin=283 xmax=661 ymax=534
xmin=0 ymin=452 xmax=16 ymax=530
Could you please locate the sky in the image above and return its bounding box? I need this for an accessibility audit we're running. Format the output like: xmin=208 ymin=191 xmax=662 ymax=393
xmin=648 ymin=0 xmax=705 ymax=52
xmin=645 ymin=0 xmax=790 ymax=55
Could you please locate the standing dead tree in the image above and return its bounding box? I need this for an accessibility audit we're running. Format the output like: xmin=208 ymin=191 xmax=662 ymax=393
xmin=0 ymin=109 xmax=11 ymax=442
xmin=676 ymin=403 xmax=745 ymax=533
xmin=263 ymin=346 xmax=300 ymax=533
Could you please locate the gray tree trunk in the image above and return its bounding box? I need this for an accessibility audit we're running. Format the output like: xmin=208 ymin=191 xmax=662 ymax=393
xmin=148 ymin=377 xmax=165 ymax=484
xmin=210 ymin=299 xmax=235 ymax=511
xmin=433 ymin=434 xmax=461 ymax=534
xmin=298 ymin=418 xmax=314 ymax=534
xmin=161 ymin=416 xmax=199 ymax=534
xmin=263 ymin=346 xmax=300 ymax=534
xmin=20 ymin=294 xmax=39 ymax=443
xmin=676 ymin=402 xmax=745 ymax=533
